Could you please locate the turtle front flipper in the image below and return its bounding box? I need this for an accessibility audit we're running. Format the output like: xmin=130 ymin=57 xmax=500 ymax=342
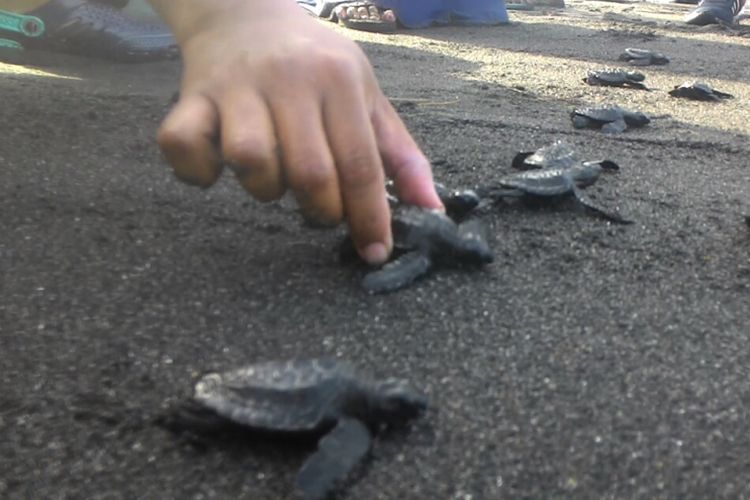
xmin=571 ymin=114 xmax=592 ymax=130
xmin=628 ymin=58 xmax=651 ymax=67
xmin=572 ymin=186 xmax=633 ymax=224
xmin=294 ymin=417 xmax=373 ymax=500
xmin=362 ymin=251 xmax=432 ymax=293
xmin=601 ymin=118 xmax=628 ymax=134
xmin=476 ymin=184 xmax=525 ymax=203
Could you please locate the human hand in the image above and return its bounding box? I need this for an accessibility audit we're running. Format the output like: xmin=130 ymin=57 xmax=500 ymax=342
xmin=149 ymin=0 xmax=442 ymax=264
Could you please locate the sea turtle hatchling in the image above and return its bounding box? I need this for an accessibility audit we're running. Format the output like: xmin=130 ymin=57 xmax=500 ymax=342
xmin=341 ymin=182 xmax=492 ymax=294
xmin=160 ymin=358 xmax=427 ymax=500
xmin=362 ymin=205 xmax=493 ymax=293
xmin=434 ymin=182 xmax=481 ymax=219
xmin=617 ymin=48 xmax=670 ymax=66
xmin=584 ymin=68 xmax=648 ymax=90
xmin=668 ymin=81 xmax=733 ymax=101
xmin=570 ymin=104 xmax=650 ymax=133
xmin=481 ymin=141 xmax=632 ymax=224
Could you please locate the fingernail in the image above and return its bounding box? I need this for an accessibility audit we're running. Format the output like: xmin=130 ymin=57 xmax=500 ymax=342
xmin=362 ymin=243 xmax=389 ymax=265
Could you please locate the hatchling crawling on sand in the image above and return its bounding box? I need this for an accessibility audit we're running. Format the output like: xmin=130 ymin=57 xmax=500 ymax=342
xmin=571 ymin=104 xmax=650 ymax=133
xmin=618 ymin=48 xmax=669 ymax=66
xmin=342 ymin=182 xmax=492 ymax=294
xmin=668 ymin=81 xmax=733 ymax=101
xmin=584 ymin=68 xmax=648 ymax=90
xmin=479 ymin=141 xmax=632 ymax=224
xmin=160 ymin=358 xmax=427 ymax=500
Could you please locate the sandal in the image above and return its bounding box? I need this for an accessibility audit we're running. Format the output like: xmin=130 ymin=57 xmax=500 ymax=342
xmin=507 ymin=0 xmax=565 ymax=10
xmin=333 ymin=2 xmax=398 ymax=33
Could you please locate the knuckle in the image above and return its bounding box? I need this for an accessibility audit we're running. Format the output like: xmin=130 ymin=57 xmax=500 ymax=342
xmin=289 ymin=158 xmax=335 ymax=192
xmin=265 ymin=47 xmax=317 ymax=80
xmin=337 ymin=151 xmax=381 ymax=191
xmin=321 ymin=55 xmax=361 ymax=86
xmin=158 ymin=130 xmax=220 ymax=188
xmin=393 ymin=152 xmax=431 ymax=183
xmin=157 ymin=123 xmax=191 ymax=155
xmin=223 ymin=136 xmax=274 ymax=168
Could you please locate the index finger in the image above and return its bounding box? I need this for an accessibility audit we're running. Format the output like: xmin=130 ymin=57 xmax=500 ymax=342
xmin=322 ymin=89 xmax=391 ymax=265
xmin=372 ymin=96 xmax=443 ymax=209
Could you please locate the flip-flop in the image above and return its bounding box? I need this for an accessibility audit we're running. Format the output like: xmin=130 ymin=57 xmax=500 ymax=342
xmin=507 ymin=0 xmax=565 ymax=9
xmin=334 ymin=1 xmax=398 ymax=33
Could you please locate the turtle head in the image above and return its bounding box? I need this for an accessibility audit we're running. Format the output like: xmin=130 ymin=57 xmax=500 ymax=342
xmin=573 ymin=159 xmax=619 ymax=188
xmin=623 ymin=111 xmax=650 ymax=128
xmin=369 ymin=378 xmax=428 ymax=426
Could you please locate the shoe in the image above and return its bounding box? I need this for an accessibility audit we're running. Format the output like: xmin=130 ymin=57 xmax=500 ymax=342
xmin=20 ymin=0 xmax=178 ymax=62
xmin=735 ymin=1 xmax=750 ymax=19
xmin=685 ymin=0 xmax=745 ymax=25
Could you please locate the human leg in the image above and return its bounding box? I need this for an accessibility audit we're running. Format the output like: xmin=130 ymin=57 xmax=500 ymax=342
xmin=2 ymin=0 xmax=177 ymax=61
xmin=685 ymin=0 xmax=745 ymax=24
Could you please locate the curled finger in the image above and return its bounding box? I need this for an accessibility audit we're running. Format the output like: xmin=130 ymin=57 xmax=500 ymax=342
xmin=272 ymin=97 xmax=343 ymax=227
xmin=220 ymin=91 xmax=285 ymax=201
xmin=157 ymin=93 xmax=223 ymax=187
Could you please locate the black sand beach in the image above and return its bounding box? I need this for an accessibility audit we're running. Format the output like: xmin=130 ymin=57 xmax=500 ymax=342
xmin=2 ymin=1 xmax=749 ymax=497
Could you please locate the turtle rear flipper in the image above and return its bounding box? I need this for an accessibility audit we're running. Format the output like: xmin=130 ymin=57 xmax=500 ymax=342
xmin=712 ymin=89 xmax=733 ymax=100
xmin=362 ymin=251 xmax=432 ymax=293
xmin=295 ymin=418 xmax=373 ymax=500
xmin=573 ymin=186 xmax=633 ymax=224
xmin=627 ymin=81 xmax=649 ymax=90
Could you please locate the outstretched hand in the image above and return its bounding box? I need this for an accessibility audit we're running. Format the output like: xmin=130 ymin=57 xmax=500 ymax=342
xmin=149 ymin=0 xmax=442 ymax=264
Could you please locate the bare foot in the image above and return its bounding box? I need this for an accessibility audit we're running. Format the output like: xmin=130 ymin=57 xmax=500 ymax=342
xmin=336 ymin=4 xmax=396 ymax=23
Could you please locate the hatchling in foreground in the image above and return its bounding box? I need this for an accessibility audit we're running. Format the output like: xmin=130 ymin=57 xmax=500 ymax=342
xmin=584 ymin=68 xmax=648 ymax=90
xmin=161 ymin=358 xmax=427 ymax=500
xmin=668 ymin=81 xmax=733 ymax=101
xmin=618 ymin=48 xmax=670 ymax=66
xmin=571 ymin=104 xmax=650 ymax=133
xmin=480 ymin=141 xmax=632 ymax=224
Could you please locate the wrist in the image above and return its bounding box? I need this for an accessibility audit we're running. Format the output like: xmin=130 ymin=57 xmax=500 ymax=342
xmin=147 ymin=0 xmax=302 ymax=44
